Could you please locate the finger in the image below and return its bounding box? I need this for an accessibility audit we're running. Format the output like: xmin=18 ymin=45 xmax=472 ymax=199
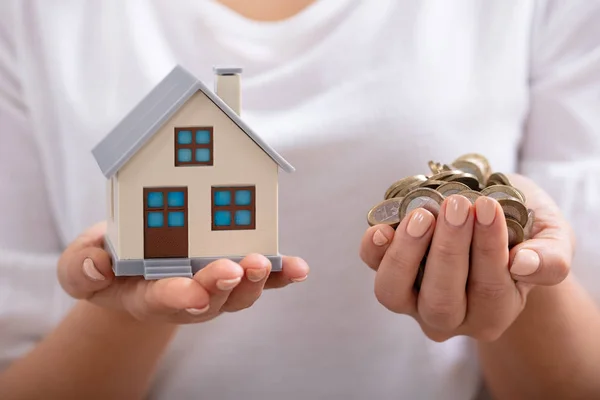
xmin=374 ymin=208 xmax=435 ymax=315
xmin=129 ymin=277 xmax=212 ymax=317
xmin=509 ymin=234 xmax=571 ymax=286
xmin=359 ymin=224 xmax=396 ymax=271
xmin=418 ymin=195 xmax=472 ymax=332
xmin=57 ymin=242 xmax=115 ymax=299
xmin=463 ymin=197 xmax=518 ymax=341
xmin=122 ymin=259 xmax=245 ymax=320
xmin=220 ymin=254 xmax=272 ymax=312
xmin=192 ymin=259 xmax=245 ymax=312
xmin=264 ymin=256 xmax=310 ymax=289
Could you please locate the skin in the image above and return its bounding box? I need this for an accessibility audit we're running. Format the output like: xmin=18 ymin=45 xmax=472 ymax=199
xmin=0 ymin=2 xmax=316 ymax=398
xmin=2 ymin=1 xmax=599 ymax=398
xmin=360 ymin=173 xmax=600 ymax=398
xmin=217 ymin=0 xmax=316 ymax=21
xmin=0 ymin=221 xmax=309 ymax=399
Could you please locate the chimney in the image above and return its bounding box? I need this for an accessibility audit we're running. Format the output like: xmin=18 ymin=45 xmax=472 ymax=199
xmin=214 ymin=67 xmax=243 ymax=115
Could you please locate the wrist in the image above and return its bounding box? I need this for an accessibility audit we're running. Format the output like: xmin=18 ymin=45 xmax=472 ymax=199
xmin=74 ymin=301 xmax=179 ymax=340
xmin=492 ymin=273 xmax=578 ymax=343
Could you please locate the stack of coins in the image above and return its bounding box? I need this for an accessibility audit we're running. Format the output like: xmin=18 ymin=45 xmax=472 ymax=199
xmin=367 ymin=153 xmax=535 ymax=290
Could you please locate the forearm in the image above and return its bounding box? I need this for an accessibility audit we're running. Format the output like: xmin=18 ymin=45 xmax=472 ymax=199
xmin=478 ymin=274 xmax=600 ymax=399
xmin=0 ymin=300 xmax=178 ymax=400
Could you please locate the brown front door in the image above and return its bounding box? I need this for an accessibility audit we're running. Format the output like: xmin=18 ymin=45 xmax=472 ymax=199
xmin=143 ymin=187 xmax=188 ymax=258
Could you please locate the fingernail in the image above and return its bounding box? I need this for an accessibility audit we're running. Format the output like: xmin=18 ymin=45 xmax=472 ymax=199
xmin=83 ymin=258 xmax=105 ymax=281
xmin=373 ymin=229 xmax=389 ymax=246
xmin=216 ymin=277 xmax=242 ymax=290
xmin=510 ymin=249 xmax=540 ymax=276
xmin=475 ymin=197 xmax=497 ymax=226
xmin=246 ymin=268 xmax=268 ymax=282
xmin=406 ymin=209 xmax=433 ymax=238
xmin=186 ymin=305 xmax=210 ymax=315
xmin=291 ymin=275 xmax=308 ymax=283
xmin=445 ymin=196 xmax=470 ymax=227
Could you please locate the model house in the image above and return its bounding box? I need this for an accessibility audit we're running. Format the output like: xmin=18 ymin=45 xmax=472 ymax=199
xmin=92 ymin=65 xmax=294 ymax=279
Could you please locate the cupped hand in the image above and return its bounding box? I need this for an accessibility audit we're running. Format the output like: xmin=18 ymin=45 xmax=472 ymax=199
xmin=58 ymin=222 xmax=309 ymax=324
xmin=359 ymin=173 xmax=574 ymax=342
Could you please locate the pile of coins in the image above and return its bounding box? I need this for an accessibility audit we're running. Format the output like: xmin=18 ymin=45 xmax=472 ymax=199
xmin=367 ymin=153 xmax=534 ymax=289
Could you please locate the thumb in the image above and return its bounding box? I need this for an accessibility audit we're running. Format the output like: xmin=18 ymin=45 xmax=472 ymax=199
xmin=57 ymin=222 xmax=115 ymax=299
xmin=508 ymin=229 xmax=572 ymax=286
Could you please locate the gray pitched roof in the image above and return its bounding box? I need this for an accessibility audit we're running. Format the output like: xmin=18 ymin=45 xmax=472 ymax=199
xmin=92 ymin=65 xmax=295 ymax=178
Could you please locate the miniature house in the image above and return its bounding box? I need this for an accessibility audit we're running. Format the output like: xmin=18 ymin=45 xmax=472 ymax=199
xmin=92 ymin=65 xmax=294 ymax=279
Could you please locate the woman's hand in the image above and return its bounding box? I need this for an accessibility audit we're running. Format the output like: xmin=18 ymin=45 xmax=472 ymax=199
xmin=359 ymin=174 xmax=574 ymax=342
xmin=57 ymin=223 xmax=309 ymax=324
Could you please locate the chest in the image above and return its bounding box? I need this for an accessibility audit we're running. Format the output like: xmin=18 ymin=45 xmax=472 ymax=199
xmin=21 ymin=1 xmax=532 ymax=243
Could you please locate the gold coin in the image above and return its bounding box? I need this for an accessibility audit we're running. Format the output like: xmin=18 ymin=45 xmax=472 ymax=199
xmin=486 ymin=172 xmax=511 ymax=187
xmin=428 ymin=161 xmax=442 ymax=174
xmin=450 ymin=160 xmax=485 ymax=183
xmin=497 ymin=198 xmax=528 ymax=227
xmin=514 ymin=187 xmax=527 ymax=204
xmin=427 ymin=161 xmax=453 ymax=175
xmin=385 ymin=175 xmax=427 ymax=199
xmin=445 ymin=172 xmax=481 ymax=190
xmin=389 ymin=177 xmax=427 ymax=199
xmin=428 ymin=171 xmax=459 ymax=181
xmin=457 ymin=190 xmax=482 ymax=204
xmin=453 ymin=153 xmax=491 ymax=180
xmin=399 ymin=188 xmax=444 ymax=221
xmin=523 ymin=209 xmax=535 ymax=240
xmin=480 ymin=185 xmax=525 ymax=203
xmin=437 ymin=182 xmax=471 ymax=196
xmin=506 ymin=217 xmax=525 ymax=248
xmin=419 ymin=180 xmax=447 ymax=190
xmin=367 ymin=198 xmax=403 ymax=228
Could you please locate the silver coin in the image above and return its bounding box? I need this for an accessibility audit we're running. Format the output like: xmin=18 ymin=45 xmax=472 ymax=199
xmin=498 ymin=198 xmax=528 ymax=227
xmin=486 ymin=172 xmax=512 ymax=187
xmin=446 ymin=173 xmax=481 ymax=190
xmin=451 ymin=160 xmax=485 ymax=183
xmin=437 ymin=181 xmax=471 ymax=197
xmin=480 ymin=185 xmax=525 ymax=203
xmin=419 ymin=180 xmax=446 ymax=190
xmin=399 ymin=188 xmax=444 ymax=221
xmin=506 ymin=217 xmax=525 ymax=248
xmin=367 ymin=198 xmax=403 ymax=227
xmin=523 ymin=209 xmax=535 ymax=240
xmin=458 ymin=190 xmax=482 ymax=204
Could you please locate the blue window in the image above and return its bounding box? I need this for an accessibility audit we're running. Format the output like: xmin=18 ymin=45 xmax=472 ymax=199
xmin=235 ymin=210 xmax=252 ymax=225
xmin=147 ymin=212 xmax=164 ymax=228
xmin=177 ymin=149 xmax=192 ymax=163
xmin=196 ymin=130 xmax=211 ymax=144
xmin=177 ymin=130 xmax=193 ymax=144
xmin=175 ymin=127 xmax=213 ymax=166
xmin=214 ymin=191 xmax=231 ymax=206
xmin=212 ymin=186 xmax=255 ymax=230
xmin=168 ymin=211 xmax=185 ymax=227
xmin=214 ymin=211 xmax=231 ymax=226
xmin=235 ymin=190 xmax=252 ymax=206
xmin=195 ymin=148 xmax=211 ymax=162
xmin=147 ymin=192 xmax=164 ymax=208
xmin=145 ymin=188 xmax=187 ymax=229
xmin=168 ymin=191 xmax=185 ymax=207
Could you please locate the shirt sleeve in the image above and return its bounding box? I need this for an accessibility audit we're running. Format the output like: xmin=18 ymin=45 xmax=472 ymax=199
xmin=520 ymin=0 xmax=600 ymax=300
xmin=0 ymin=0 xmax=68 ymax=371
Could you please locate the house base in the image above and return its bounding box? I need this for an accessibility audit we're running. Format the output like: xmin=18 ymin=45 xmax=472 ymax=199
xmin=104 ymin=236 xmax=283 ymax=280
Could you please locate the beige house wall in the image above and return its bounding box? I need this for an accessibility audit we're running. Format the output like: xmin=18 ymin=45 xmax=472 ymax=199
xmin=115 ymin=90 xmax=279 ymax=259
xmin=106 ymin=175 xmax=119 ymax=252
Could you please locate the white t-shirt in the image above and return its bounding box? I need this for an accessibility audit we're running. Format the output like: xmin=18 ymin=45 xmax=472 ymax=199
xmin=1 ymin=1 xmax=599 ymax=399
